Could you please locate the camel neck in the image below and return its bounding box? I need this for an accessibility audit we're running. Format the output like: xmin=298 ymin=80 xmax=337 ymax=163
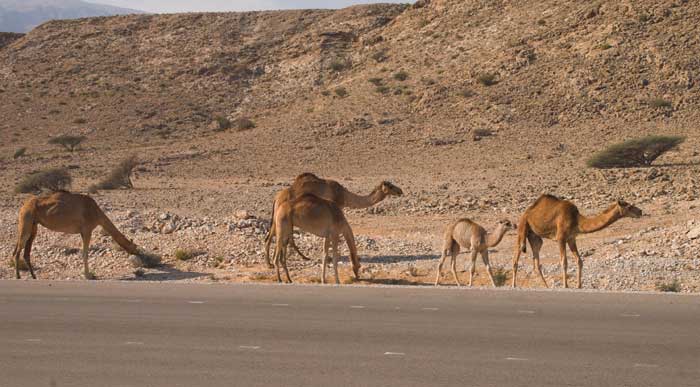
xmin=577 ymin=205 xmax=621 ymax=234
xmin=486 ymin=226 xmax=508 ymax=248
xmin=343 ymin=187 xmax=385 ymax=209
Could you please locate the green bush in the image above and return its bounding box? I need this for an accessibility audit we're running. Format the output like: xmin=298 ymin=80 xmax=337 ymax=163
xmin=476 ymin=73 xmax=498 ymax=86
xmin=492 ymin=267 xmax=508 ymax=287
xmin=648 ymin=98 xmax=672 ymax=109
xmin=13 ymin=147 xmax=27 ymax=159
xmin=368 ymin=77 xmax=383 ymax=86
xmin=393 ymin=71 xmax=409 ymax=81
xmin=656 ymin=280 xmax=681 ymax=292
xmin=215 ymin=116 xmax=232 ymax=131
xmin=329 ymin=60 xmax=349 ymax=72
xmin=375 ymin=86 xmax=390 ymax=94
xmin=234 ymin=117 xmax=255 ymax=131
xmin=175 ymin=249 xmax=194 ymax=261
xmin=48 ymin=134 xmax=86 ymax=152
xmin=89 ymin=156 xmax=138 ymax=192
xmin=334 ymin=87 xmax=348 ymax=97
xmin=587 ymin=136 xmax=685 ymax=169
xmin=16 ymin=168 xmax=72 ymax=193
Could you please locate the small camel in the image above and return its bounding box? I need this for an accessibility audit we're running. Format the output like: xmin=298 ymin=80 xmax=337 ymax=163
xmin=512 ymin=194 xmax=642 ymax=289
xmin=11 ymin=191 xmax=140 ymax=279
xmin=434 ymin=218 xmax=513 ymax=287
xmin=264 ymin=173 xmax=402 ymax=267
xmin=272 ymin=194 xmax=359 ymax=284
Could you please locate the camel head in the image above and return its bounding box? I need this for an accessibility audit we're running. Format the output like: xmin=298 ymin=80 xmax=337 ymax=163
xmin=615 ymin=200 xmax=643 ymax=218
xmin=379 ymin=181 xmax=403 ymax=197
xmin=496 ymin=219 xmax=515 ymax=232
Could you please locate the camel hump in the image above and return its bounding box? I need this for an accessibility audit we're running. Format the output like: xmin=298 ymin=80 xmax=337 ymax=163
xmin=294 ymin=172 xmax=320 ymax=182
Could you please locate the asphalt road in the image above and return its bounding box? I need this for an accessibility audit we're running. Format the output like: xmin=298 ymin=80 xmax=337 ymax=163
xmin=0 ymin=281 xmax=698 ymax=387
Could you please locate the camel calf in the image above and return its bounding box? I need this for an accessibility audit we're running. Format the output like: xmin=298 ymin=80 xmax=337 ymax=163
xmin=11 ymin=191 xmax=139 ymax=279
xmin=272 ymin=194 xmax=359 ymax=284
xmin=434 ymin=218 xmax=513 ymax=287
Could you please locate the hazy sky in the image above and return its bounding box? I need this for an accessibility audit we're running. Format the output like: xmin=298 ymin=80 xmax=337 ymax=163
xmin=93 ymin=1 xmax=413 ymax=13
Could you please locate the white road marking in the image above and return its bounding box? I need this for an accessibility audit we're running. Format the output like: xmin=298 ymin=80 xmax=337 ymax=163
xmin=620 ymin=313 xmax=641 ymax=317
xmin=25 ymin=339 xmax=41 ymax=342
xmin=517 ymin=310 xmax=536 ymax=314
xmin=350 ymin=305 xmax=366 ymax=309
xmin=121 ymin=299 xmax=143 ymax=303
xmin=239 ymin=346 xmax=261 ymax=350
xmin=271 ymin=303 xmax=289 ymax=307
xmin=505 ymin=357 xmax=529 ymax=361
xmin=384 ymin=352 xmax=405 ymax=356
xmin=125 ymin=341 xmax=144 ymax=345
xmin=188 ymin=301 xmax=206 ymax=304
xmin=422 ymin=307 xmax=439 ymax=311
xmin=634 ymin=363 xmax=659 ymax=368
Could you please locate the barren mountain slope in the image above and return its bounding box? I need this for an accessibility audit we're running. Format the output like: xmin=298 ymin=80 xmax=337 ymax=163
xmin=0 ymin=1 xmax=698 ymax=290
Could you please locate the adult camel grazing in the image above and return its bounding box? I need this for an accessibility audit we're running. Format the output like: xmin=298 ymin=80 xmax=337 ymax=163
xmin=272 ymin=194 xmax=359 ymax=284
xmin=264 ymin=173 xmax=403 ymax=267
xmin=11 ymin=191 xmax=140 ymax=279
xmin=434 ymin=218 xmax=513 ymax=287
xmin=512 ymin=194 xmax=642 ymax=289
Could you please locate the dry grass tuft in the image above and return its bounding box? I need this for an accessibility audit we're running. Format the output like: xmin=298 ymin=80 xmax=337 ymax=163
xmin=15 ymin=168 xmax=71 ymax=194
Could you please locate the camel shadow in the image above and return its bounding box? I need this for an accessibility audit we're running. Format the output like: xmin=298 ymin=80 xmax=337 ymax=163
xmin=361 ymin=277 xmax=431 ymax=286
xmin=363 ymin=254 xmax=440 ymax=264
xmin=127 ymin=264 xmax=212 ymax=281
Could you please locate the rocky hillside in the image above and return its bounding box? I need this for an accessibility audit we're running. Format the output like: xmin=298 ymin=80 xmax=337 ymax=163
xmin=0 ymin=0 xmax=143 ymax=33
xmin=0 ymin=31 xmax=22 ymax=47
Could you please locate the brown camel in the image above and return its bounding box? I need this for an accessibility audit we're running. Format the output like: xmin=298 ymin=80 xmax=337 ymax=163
xmin=512 ymin=194 xmax=642 ymax=289
xmin=272 ymin=194 xmax=359 ymax=284
xmin=434 ymin=218 xmax=513 ymax=287
xmin=264 ymin=173 xmax=403 ymax=268
xmin=11 ymin=191 xmax=140 ymax=279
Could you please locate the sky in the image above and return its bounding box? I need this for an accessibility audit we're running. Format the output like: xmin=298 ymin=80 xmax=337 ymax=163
xmin=93 ymin=0 xmax=413 ymax=13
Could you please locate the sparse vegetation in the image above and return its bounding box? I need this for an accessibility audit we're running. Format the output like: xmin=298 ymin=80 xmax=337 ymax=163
xmin=13 ymin=147 xmax=27 ymax=159
xmin=368 ymin=77 xmax=383 ymax=86
xmin=597 ymin=43 xmax=612 ymax=50
xmin=334 ymin=87 xmax=348 ymax=97
xmin=15 ymin=168 xmax=72 ymax=193
xmin=73 ymin=118 xmax=87 ymax=124
xmin=48 ymin=134 xmax=86 ymax=152
xmin=130 ymin=251 xmax=162 ymax=268
xmin=329 ymin=60 xmax=349 ymax=72
xmin=89 ymin=156 xmax=138 ymax=192
xmin=214 ymin=116 xmax=232 ymax=131
xmin=234 ymin=117 xmax=256 ymax=131
xmin=587 ymin=135 xmax=685 ymax=169
xmin=492 ymin=267 xmax=508 ymax=287
xmin=476 ymin=73 xmax=498 ymax=86
xmin=656 ymin=280 xmax=681 ymax=292
xmin=393 ymin=71 xmax=409 ymax=81
xmin=459 ymin=89 xmax=475 ymax=98
xmin=648 ymin=98 xmax=672 ymax=109
xmin=174 ymin=249 xmax=194 ymax=261
xmin=473 ymin=129 xmax=493 ymax=137
xmin=375 ymin=86 xmax=390 ymax=94
xmin=371 ymin=49 xmax=388 ymax=63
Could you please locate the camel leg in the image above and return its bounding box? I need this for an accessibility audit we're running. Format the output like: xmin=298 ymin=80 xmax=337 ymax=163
xmin=468 ymin=250 xmax=478 ymax=287
xmin=529 ymin=234 xmax=548 ymax=288
xmin=13 ymin=239 xmax=25 ymax=280
xmin=568 ymin=239 xmax=583 ymax=289
xmin=433 ymin=252 xmax=448 ymax=286
xmin=558 ymin=240 xmax=568 ymax=289
xmin=321 ymin=237 xmax=329 ymax=284
xmin=282 ymin=243 xmax=292 ymax=284
xmin=23 ymin=225 xmax=38 ymax=279
xmin=480 ymin=250 xmax=497 ymax=287
xmin=450 ymin=246 xmax=462 ymax=287
xmin=331 ymin=237 xmax=340 ymax=285
xmin=511 ymin=238 xmax=524 ymax=288
xmin=264 ymin=227 xmax=275 ymax=269
xmin=81 ymin=231 xmax=94 ymax=280
xmin=274 ymin=243 xmax=283 ymax=283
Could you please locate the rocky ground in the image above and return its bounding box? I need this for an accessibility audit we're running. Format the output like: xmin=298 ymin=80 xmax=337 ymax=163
xmin=0 ymin=1 xmax=699 ymax=292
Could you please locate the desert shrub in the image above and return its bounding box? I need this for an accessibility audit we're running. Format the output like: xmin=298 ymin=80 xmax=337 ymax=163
xmin=587 ymin=135 xmax=685 ymax=169
xmin=234 ymin=117 xmax=255 ymax=131
xmin=15 ymin=168 xmax=72 ymax=193
xmin=459 ymin=89 xmax=475 ymax=98
xmin=329 ymin=60 xmax=349 ymax=72
xmin=393 ymin=71 xmax=409 ymax=81
xmin=89 ymin=156 xmax=138 ymax=192
xmin=656 ymin=280 xmax=681 ymax=292
xmin=492 ymin=267 xmax=508 ymax=287
xmin=375 ymin=86 xmax=390 ymax=94
xmin=477 ymin=73 xmax=498 ymax=86
xmin=648 ymin=98 xmax=672 ymax=109
xmin=474 ymin=129 xmax=493 ymax=137
xmin=321 ymin=90 xmax=331 ymax=96
xmin=334 ymin=87 xmax=348 ymax=97
xmin=371 ymin=49 xmax=388 ymax=63
xmin=597 ymin=43 xmax=612 ymax=50
xmin=214 ymin=116 xmax=232 ymax=131
xmin=73 ymin=118 xmax=87 ymax=124
xmin=129 ymin=251 xmax=162 ymax=268
xmin=8 ymin=258 xmax=29 ymax=271
xmin=368 ymin=77 xmax=383 ymax=86
xmin=13 ymin=147 xmax=27 ymax=159
xmin=48 ymin=134 xmax=86 ymax=152
xmin=174 ymin=249 xmax=194 ymax=261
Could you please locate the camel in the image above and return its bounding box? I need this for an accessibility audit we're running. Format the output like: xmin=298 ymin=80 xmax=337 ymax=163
xmin=272 ymin=194 xmax=359 ymax=284
xmin=264 ymin=173 xmax=403 ymax=268
xmin=434 ymin=218 xmax=514 ymax=287
xmin=512 ymin=194 xmax=642 ymax=289
xmin=11 ymin=191 xmax=140 ymax=279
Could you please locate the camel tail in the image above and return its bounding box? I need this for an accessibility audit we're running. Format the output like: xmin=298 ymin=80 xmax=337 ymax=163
xmin=96 ymin=206 xmax=139 ymax=255
xmin=342 ymin=224 xmax=360 ymax=278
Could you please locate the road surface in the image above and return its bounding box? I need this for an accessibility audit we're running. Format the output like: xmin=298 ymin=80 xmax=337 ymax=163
xmin=0 ymin=281 xmax=698 ymax=387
